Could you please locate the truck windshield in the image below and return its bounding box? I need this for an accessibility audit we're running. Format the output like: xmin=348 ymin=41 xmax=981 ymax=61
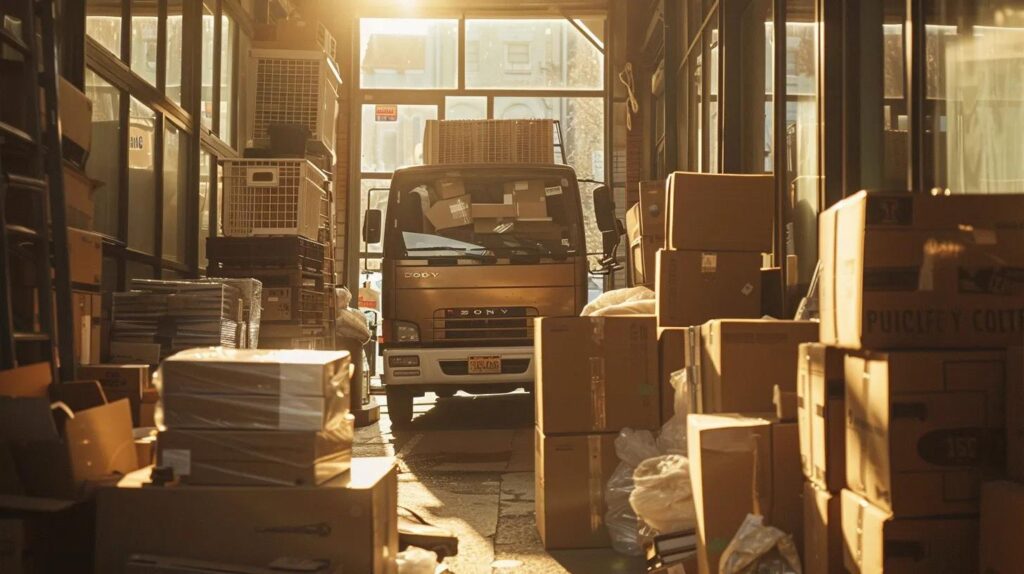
xmin=385 ymin=171 xmax=581 ymax=260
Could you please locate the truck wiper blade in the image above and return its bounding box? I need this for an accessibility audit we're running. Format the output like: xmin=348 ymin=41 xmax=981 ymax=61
xmin=405 ymin=246 xmax=490 ymax=253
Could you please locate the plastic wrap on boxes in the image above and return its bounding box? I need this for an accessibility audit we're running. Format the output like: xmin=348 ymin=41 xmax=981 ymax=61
xmin=605 ymin=429 xmax=660 ymax=555
xmin=581 ymin=286 xmax=655 ymax=316
xmin=629 ymin=455 xmax=697 ymax=535
xmin=337 ymin=308 xmax=371 ymax=343
xmin=720 ymin=514 xmax=802 ymax=574
xmin=155 ymin=348 xmax=353 ymax=431
xmin=156 ymin=414 xmax=355 ymax=486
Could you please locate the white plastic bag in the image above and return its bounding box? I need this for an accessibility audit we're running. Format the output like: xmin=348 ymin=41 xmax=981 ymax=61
xmin=605 ymin=429 xmax=659 ymax=555
xmin=629 ymin=454 xmax=698 ymax=534
xmin=336 ymin=307 xmax=372 ymax=343
xmin=720 ymin=514 xmax=802 ymax=574
xmin=581 ymin=286 xmax=655 ymax=316
xmin=396 ymin=546 xmax=439 ymax=574
xmin=590 ymin=299 xmax=656 ymax=317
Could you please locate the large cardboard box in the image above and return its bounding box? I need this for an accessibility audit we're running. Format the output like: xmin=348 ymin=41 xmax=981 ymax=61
xmin=845 ymin=350 xmax=1008 ymax=517
xmin=534 ymin=429 xmax=617 ymax=550
xmin=797 ymin=343 xmax=846 ymax=492
xmin=980 ymin=481 xmax=1024 ymax=574
xmin=425 ymin=195 xmax=472 ymax=230
xmin=665 ymin=172 xmax=773 ymax=252
xmin=819 ymin=190 xmax=1024 ymax=349
xmin=1009 ymin=347 xmax=1024 ymax=481
xmin=803 ymin=482 xmax=843 ymax=574
xmin=59 ymin=77 xmax=93 ymax=155
xmin=840 ymin=489 xmax=978 ymax=574
xmin=535 ymin=316 xmax=659 ymax=434
xmin=64 ymin=162 xmax=96 ymax=230
xmin=157 ymin=418 xmax=353 ymax=486
xmin=159 ymin=349 xmax=352 ymax=398
xmin=630 ymin=236 xmax=661 ymax=287
xmin=699 ymin=320 xmax=818 ymax=414
xmin=471 ymin=202 xmax=516 ymax=220
xmin=65 ymin=399 xmax=138 ymax=482
xmin=655 ymin=250 xmax=762 ymax=328
xmin=76 ymin=364 xmax=150 ymax=426
xmin=68 ymin=228 xmax=102 ymax=286
xmin=160 ymin=394 xmax=344 ymax=431
xmin=686 ymin=415 xmax=801 ymax=574
xmin=95 ymin=458 xmax=398 ymax=574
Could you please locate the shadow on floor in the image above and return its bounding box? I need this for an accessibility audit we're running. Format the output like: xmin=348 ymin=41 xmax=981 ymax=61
xmin=402 ymin=392 xmax=535 ymax=432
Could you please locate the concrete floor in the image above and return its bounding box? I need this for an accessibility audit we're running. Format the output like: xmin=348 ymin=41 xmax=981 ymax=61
xmin=354 ymin=391 xmax=646 ymax=574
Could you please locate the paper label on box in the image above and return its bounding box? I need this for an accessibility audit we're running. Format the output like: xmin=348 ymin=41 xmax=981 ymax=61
xmin=514 ymin=181 xmax=529 ymax=191
xmin=545 ymin=186 xmax=563 ymax=197
xmin=701 ymin=253 xmax=718 ymax=273
xmin=741 ymin=283 xmax=754 ymax=296
xmin=504 ymin=192 xmax=514 ymax=204
xmin=163 ymin=449 xmax=191 ymax=476
xmin=450 ymin=199 xmax=470 ymax=218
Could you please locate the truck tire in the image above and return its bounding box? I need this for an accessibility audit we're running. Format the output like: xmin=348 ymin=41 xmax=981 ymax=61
xmin=387 ymin=387 xmax=414 ymax=428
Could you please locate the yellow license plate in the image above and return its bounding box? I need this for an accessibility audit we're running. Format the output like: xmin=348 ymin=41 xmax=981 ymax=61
xmin=468 ymin=355 xmax=501 ymax=375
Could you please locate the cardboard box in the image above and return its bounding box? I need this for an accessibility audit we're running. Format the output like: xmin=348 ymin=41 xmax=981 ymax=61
xmin=803 ymin=482 xmax=843 ymax=574
xmin=504 ymin=180 xmax=549 ymax=219
xmin=845 ymin=350 xmax=1008 ymax=517
xmin=980 ymin=481 xmax=1024 ymax=574
xmin=1009 ymin=346 xmax=1024 ymax=481
xmin=773 ymin=385 xmax=797 ymax=421
xmin=159 ymin=349 xmax=352 ymax=398
xmin=77 ymin=364 xmax=150 ymax=426
xmin=512 ymin=219 xmax=564 ymax=243
xmin=65 ymin=162 xmax=96 ymax=230
xmin=699 ymin=320 xmax=818 ymax=414
xmin=665 ymin=172 xmax=773 ymax=252
xmin=425 ymin=195 xmax=473 ymax=230
xmin=626 ymin=203 xmax=643 ymax=244
xmin=68 ymin=228 xmax=102 ymax=286
xmin=655 ymin=250 xmax=762 ymax=328
xmin=535 ymin=429 xmax=618 ymax=550
xmin=110 ymin=342 xmax=162 ymax=365
xmin=436 ymin=178 xmax=467 ymax=200
xmin=686 ymin=415 xmax=802 ymax=574
xmin=471 ymin=202 xmax=516 ymax=220
xmin=59 ymin=77 xmax=92 ymax=154
xmin=0 ymin=362 xmax=52 ymax=398
xmin=95 ymin=457 xmax=398 ymax=574
xmin=65 ymin=399 xmax=138 ymax=482
xmin=71 ymin=290 xmax=102 ymax=366
xmin=797 ymin=343 xmax=846 ymax=492
xmin=135 ymin=434 xmax=155 ymax=467
xmin=630 ymin=236 xmax=661 ymax=287
xmin=819 ymin=190 xmax=1024 ymax=349
xmin=535 ymin=316 xmax=659 ymax=434
xmin=139 ymin=388 xmax=158 ymax=427
xmin=637 ymin=179 xmax=666 ymax=238
xmin=840 ymin=489 xmax=978 ymax=574
xmin=157 ymin=417 xmax=354 ymax=486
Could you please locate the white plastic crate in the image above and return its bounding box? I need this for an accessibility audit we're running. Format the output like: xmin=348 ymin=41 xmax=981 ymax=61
xmin=222 ymin=159 xmax=327 ymax=241
xmin=247 ymin=48 xmax=342 ymax=156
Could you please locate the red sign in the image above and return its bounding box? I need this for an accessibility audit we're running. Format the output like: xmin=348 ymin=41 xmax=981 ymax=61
xmin=375 ymin=105 xmax=398 ymax=122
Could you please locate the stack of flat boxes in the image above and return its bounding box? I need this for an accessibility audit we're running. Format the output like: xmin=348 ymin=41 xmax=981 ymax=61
xmin=94 ymin=349 xmax=399 ymax=573
xmin=815 ymin=191 xmax=1024 ymax=573
xmin=625 ymin=180 xmax=666 ymax=288
xmin=534 ymin=315 xmax=659 ymax=550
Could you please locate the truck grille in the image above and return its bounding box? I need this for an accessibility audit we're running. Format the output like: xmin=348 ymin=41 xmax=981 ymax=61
xmin=432 ymin=307 xmax=538 ymax=344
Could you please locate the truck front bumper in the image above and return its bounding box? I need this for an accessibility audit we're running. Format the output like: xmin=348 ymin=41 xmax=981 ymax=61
xmin=382 ymin=345 xmax=534 ymax=388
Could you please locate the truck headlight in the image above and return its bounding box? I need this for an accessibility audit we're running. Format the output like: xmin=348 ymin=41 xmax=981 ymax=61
xmin=395 ymin=321 xmax=420 ymax=343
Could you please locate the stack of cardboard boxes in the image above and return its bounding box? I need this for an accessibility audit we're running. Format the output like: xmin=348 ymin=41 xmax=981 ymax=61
xmin=812 ymin=190 xmax=1024 ymax=573
xmin=625 ymin=180 xmax=666 ymax=288
xmin=95 ymin=349 xmax=398 ymax=573
xmin=534 ymin=315 xmax=659 ymax=549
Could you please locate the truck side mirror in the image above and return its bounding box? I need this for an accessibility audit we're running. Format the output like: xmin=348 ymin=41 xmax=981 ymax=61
xmin=592 ymin=185 xmax=624 ymax=272
xmin=363 ymin=209 xmax=382 ymax=244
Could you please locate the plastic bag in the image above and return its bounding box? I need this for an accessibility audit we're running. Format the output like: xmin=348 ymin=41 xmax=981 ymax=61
xmin=590 ymin=299 xmax=656 ymax=317
xmin=336 ymin=286 xmax=353 ymax=308
xmin=396 ymin=546 xmax=439 ymax=574
xmin=336 ymin=307 xmax=371 ymax=343
xmin=629 ymin=455 xmax=698 ymax=534
xmin=581 ymin=286 xmax=655 ymax=316
xmin=655 ymin=367 xmax=696 ymax=456
xmin=605 ymin=429 xmax=660 ymax=555
xmin=720 ymin=514 xmax=802 ymax=574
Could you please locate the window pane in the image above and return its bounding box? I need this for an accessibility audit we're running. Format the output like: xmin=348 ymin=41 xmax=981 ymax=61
xmin=166 ymin=0 xmax=184 ymax=103
xmin=130 ymin=0 xmax=158 ymax=85
xmin=86 ymin=0 xmax=122 ymax=58
xmin=707 ymin=10 xmax=720 ymax=173
xmin=201 ymin=4 xmax=215 ymax=130
xmin=784 ymin=1 xmax=819 ymax=288
xmin=360 ymin=104 xmax=438 ymax=172
xmin=465 ymin=19 xmax=604 ymax=90
xmin=162 ymin=122 xmax=188 ymax=263
xmin=360 ymin=19 xmax=457 ymax=89
xmin=199 ymin=152 xmax=212 ymax=267
xmin=445 ymin=97 xmax=487 ymax=120
xmin=84 ymin=69 xmax=122 ymax=238
xmin=219 ymin=14 xmax=236 ymax=142
xmin=360 ymin=179 xmax=391 ymax=256
xmin=738 ymin=0 xmax=773 ymax=172
xmin=126 ymin=260 xmax=155 ymax=282
xmin=127 ymin=98 xmax=157 ymax=254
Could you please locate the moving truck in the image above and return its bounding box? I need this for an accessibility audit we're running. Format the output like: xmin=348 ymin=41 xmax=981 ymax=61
xmin=363 ymin=162 xmax=619 ymax=426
